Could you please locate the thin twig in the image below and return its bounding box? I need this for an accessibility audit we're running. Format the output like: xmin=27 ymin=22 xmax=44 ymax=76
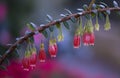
xmin=0 ymin=7 xmax=120 ymax=65
xmin=88 ymin=0 xmax=96 ymax=10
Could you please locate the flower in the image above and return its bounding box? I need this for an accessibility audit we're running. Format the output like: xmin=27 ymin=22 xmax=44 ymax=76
xmin=22 ymin=57 xmax=30 ymax=71
xmin=104 ymin=15 xmax=111 ymax=31
xmin=39 ymin=43 xmax=46 ymax=62
xmin=30 ymin=51 xmax=37 ymax=69
xmin=73 ymin=35 xmax=81 ymax=48
xmin=82 ymin=32 xmax=95 ymax=46
xmin=49 ymin=40 xmax=56 ymax=58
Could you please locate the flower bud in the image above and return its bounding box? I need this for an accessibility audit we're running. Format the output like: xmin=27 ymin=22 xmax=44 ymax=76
xmin=104 ymin=15 xmax=111 ymax=31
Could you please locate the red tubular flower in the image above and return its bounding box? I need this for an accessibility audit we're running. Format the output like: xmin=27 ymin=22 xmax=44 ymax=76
xmin=30 ymin=52 xmax=37 ymax=68
xmin=39 ymin=43 xmax=46 ymax=62
xmin=89 ymin=33 xmax=95 ymax=45
xmin=22 ymin=57 xmax=30 ymax=71
xmin=83 ymin=32 xmax=95 ymax=46
xmin=83 ymin=32 xmax=90 ymax=46
xmin=48 ymin=40 xmax=57 ymax=57
xmin=73 ymin=35 xmax=81 ymax=48
xmin=49 ymin=44 xmax=56 ymax=58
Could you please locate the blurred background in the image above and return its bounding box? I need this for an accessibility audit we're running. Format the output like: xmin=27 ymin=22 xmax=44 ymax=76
xmin=0 ymin=0 xmax=120 ymax=78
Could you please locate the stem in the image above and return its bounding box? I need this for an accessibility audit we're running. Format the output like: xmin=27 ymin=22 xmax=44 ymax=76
xmin=0 ymin=7 xmax=120 ymax=65
xmin=88 ymin=0 xmax=96 ymax=10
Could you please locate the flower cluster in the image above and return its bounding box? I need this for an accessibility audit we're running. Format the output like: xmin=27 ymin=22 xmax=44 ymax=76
xmin=73 ymin=14 xmax=111 ymax=48
xmin=22 ymin=37 xmax=58 ymax=71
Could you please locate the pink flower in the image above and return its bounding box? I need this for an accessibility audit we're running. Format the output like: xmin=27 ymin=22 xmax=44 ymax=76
xmin=83 ymin=32 xmax=95 ymax=46
xmin=73 ymin=35 xmax=81 ymax=48
xmin=0 ymin=3 xmax=7 ymax=21
xmin=30 ymin=52 xmax=37 ymax=68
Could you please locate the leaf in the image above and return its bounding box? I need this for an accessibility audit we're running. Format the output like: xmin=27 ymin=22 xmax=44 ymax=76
xmin=77 ymin=8 xmax=84 ymax=12
xmin=47 ymin=14 xmax=53 ymax=21
xmin=49 ymin=26 xmax=54 ymax=32
xmin=3 ymin=58 xmax=10 ymax=65
xmin=0 ymin=65 xmax=6 ymax=70
xmin=83 ymin=4 xmax=88 ymax=10
xmin=63 ymin=21 xmax=70 ymax=30
xmin=60 ymin=14 xmax=66 ymax=17
xmin=56 ymin=23 xmax=61 ymax=29
xmin=113 ymin=1 xmax=118 ymax=7
xmin=27 ymin=22 xmax=37 ymax=31
xmin=64 ymin=9 xmax=72 ymax=14
xmin=99 ymin=5 xmax=105 ymax=8
xmin=70 ymin=17 xmax=76 ymax=23
xmin=42 ymin=30 xmax=48 ymax=38
xmin=100 ymin=2 xmax=108 ymax=7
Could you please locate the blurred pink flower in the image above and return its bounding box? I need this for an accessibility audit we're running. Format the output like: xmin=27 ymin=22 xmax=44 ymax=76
xmin=34 ymin=33 xmax=45 ymax=47
xmin=0 ymin=3 xmax=7 ymax=21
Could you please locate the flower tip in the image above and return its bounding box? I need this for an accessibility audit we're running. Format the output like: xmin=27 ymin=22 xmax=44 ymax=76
xmin=51 ymin=55 xmax=56 ymax=58
xmin=73 ymin=46 xmax=80 ymax=48
xmin=23 ymin=68 xmax=29 ymax=71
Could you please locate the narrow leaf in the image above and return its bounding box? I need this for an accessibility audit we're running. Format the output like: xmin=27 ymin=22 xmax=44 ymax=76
xmin=42 ymin=30 xmax=48 ymax=38
xmin=100 ymin=2 xmax=108 ymax=7
xmin=27 ymin=22 xmax=37 ymax=31
xmin=113 ymin=1 xmax=118 ymax=7
xmin=77 ymin=8 xmax=84 ymax=12
xmin=64 ymin=9 xmax=72 ymax=14
xmin=70 ymin=17 xmax=76 ymax=23
xmin=83 ymin=4 xmax=88 ymax=10
xmin=47 ymin=14 xmax=53 ymax=21
xmin=63 ymin=21 xmax=70 ymax=30
xmin=56 ymin=23 xmax=61 ymax=29
xmin=49 ymin=26 xmax=54 ymax=32
xmin=99 ymin=5 xmax=105 ymax=8
xmin=3 ymin=58 xmax=10 ymax=65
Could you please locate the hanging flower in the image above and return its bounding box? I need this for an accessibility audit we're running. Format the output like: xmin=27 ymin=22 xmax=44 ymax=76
xmin=83 ymin=32 xmax=95 ymax=46
xmin=73 ymin=35 xmax=81 ymax=48
xmin=104 ymin=14 xmax=111 ymax=31
xmin=49 ymin=39 xmax=56 ymax=58
xmin=22 ymin=51 xmax=30 ymax=71
xmin=39 ymin=43 xmax=46 ymax=62
xmin=29 ymin=48 xmax=37 ymax=69
xmin=53 ymin=39 xmax=58 ymax=55
xmin=95 ymin=14 xmax=100 ymax=31
xmin=83 ymin=17 xmax=95 ymax=46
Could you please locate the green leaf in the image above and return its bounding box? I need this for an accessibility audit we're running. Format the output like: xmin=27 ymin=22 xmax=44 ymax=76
xmin=49 ymin=26 xmax=54 ymax=32
xmin=3 ymin=58 xmax=10 ymax=65
xmin=42 ymin=30 xmax=48 ymax=38
xmin=63 ymin=21 xmax=70 ymax=30
xmin=64 ymin=9 xmax=72 ymax=14
xmin=100 ymin=2 xmax=108 ymax=7
xmin=113 ymin=1 xmax=118 ymax=7
xmin=56 ymin=23 xmax=61 ymax=29
xmin=27 ymin=22 xmax=37 ymax=31
xmin=0 ymin=65 xmax=6 ymax=70
xmin=70 ymin=17 xmax=76 ymax=23
xmin=47 ymin=14 xmax=53 ymax=21
xmin=83 ymin=4 xmax=88 ymax=10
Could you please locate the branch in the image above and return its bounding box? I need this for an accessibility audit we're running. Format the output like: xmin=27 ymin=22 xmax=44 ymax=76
xmin=0 ymin=7 xmax=120 ymax=65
